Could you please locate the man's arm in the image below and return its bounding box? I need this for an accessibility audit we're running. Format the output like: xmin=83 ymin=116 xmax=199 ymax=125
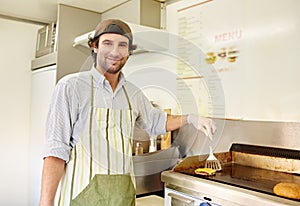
xmin=40 ymin=156 xmax=65 ymax=206
xmin=166 ymin=114 xmax=216 ymax=139
xmin=166 ymin=115 xmax=188 ymax=131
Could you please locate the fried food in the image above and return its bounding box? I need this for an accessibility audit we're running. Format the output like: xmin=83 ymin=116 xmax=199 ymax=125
xmin=273 ymin=182 xmax=300 ymax=200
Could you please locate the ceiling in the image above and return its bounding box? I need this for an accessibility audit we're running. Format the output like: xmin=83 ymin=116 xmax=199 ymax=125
xmin=0 ymin=0 xmax=130 ymax=24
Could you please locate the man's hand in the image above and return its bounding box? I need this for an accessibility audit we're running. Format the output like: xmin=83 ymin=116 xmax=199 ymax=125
xmin=187 ymin=114 xmax=216 ymax=140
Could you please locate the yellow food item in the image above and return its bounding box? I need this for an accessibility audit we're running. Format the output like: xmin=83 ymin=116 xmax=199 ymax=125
xmin=205 ymin=52 xmax=217 ymax=64
xmin=194 ymin=168 xmax=216 ymax=176
xmin=273 ymin=182 xmax=300 ymax=200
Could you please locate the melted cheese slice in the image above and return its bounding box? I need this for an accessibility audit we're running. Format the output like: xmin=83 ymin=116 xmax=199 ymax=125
xmin=194 ymin=168 xmax=216 ymax=176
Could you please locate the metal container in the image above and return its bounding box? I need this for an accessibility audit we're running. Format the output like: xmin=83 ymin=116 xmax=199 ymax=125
xmin=133 ymin=146 xmax=180 ymax=195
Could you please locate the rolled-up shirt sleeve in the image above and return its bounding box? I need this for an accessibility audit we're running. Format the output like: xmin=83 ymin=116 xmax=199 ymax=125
xmin=44 ymin=78 xmax=78 ymax=162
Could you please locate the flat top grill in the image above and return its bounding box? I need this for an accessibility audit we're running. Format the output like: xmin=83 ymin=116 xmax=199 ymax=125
xmin=169 ymin=143 xmax=300 ymax=204
xmin=179 ymin=163 xmax=300 ymax=200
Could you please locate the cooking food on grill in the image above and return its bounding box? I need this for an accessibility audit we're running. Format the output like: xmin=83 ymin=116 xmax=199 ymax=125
xmin=273 ymin=182 xmax=300 ymax=200
xmin=194 ymin=168 xmax=216 ymax=176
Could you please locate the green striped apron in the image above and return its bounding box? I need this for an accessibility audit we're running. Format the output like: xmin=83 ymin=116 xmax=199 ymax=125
xmin=57 ymin=76 xmax=136 ymax=206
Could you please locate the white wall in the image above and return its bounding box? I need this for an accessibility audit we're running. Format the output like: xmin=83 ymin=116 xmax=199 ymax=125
xmin=0 ymin=18 xmax=40 ymax=206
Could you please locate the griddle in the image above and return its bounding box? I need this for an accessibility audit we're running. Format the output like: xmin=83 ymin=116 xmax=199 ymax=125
xmin=174 ymin=144 xmax=300 ymax=202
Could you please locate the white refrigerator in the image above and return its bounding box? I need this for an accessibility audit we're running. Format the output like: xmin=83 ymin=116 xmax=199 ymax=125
xmin=29 ymin=65 xmax=56 ymax=205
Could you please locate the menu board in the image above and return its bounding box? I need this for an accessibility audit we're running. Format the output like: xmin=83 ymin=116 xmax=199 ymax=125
xmin=166 ymin=0 xmax=245 ymax=119
xmin=166 ymin=0 xmax=300 ymax=122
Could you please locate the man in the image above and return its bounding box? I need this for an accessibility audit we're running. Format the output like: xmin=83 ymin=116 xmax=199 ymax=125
xmin=40 ymin=19 xmax=216 ymax=206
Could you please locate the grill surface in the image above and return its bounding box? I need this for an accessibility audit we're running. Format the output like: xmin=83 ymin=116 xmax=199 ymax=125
xmin=170 ymin=144 xmax=300 ymax=203
xmin=179 ymin=163 xmax=300 ymax=201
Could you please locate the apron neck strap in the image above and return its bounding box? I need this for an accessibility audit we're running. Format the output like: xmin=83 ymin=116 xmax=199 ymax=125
xmin=122 ymin=85 xmax=132 ymax=110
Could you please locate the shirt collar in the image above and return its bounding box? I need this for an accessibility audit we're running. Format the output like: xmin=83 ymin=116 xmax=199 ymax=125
xmin=91 ymin=66 xmax=126 ymax=89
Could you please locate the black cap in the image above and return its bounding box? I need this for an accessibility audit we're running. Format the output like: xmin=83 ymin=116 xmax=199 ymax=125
xmin=89 ymin=19 xmax=136 ymax=51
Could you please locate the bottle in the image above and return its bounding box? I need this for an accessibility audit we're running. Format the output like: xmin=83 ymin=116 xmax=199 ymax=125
xmin=135 ymin=142 xmax=143 ymax=155
xmin=149 ymin=137 xmax=157 ymax=153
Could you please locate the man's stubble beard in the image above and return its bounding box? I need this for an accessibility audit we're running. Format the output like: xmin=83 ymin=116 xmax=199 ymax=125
xmin=97 ymin=52 xmax=129 ymax=74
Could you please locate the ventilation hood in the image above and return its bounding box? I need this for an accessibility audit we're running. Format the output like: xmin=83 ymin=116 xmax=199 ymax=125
xmin=73 ymin=22 xmax=169 ymax=53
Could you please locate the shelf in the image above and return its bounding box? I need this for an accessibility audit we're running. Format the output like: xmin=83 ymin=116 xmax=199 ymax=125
xmin=31 ymin=52 xmax=57 ymax=70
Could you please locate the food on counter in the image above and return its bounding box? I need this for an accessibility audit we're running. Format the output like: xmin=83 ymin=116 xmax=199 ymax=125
xmin=273 ymin=182 xmax=300 ymax=200
xmin=194 ymin=168 xmax=216 ymax=176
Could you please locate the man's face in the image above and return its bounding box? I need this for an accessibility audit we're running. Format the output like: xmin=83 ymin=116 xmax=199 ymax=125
xmin=94 ymin=33 xmax=130 ymax=74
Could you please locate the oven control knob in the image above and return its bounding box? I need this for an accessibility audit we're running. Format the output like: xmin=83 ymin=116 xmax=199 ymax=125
xmin=199 ymin=202 xmax=212 ymax=206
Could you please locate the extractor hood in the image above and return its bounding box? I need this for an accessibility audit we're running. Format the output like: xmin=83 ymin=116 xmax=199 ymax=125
xmin=73 ymin=22 xmax=169 ymax=53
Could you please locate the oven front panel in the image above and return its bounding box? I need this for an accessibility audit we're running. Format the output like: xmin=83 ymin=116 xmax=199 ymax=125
xmin=165 ymin=188 xmax=224 ymax=206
